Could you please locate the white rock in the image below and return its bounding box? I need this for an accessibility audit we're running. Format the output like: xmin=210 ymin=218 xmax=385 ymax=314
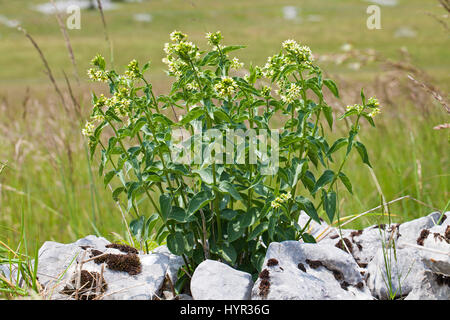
xmin=190 ymin=260 xmax=253 ymax=300
xmin=397 ymin=211 xmax=442 ymax=246
xmin=364 ymin=0 xmax=398 ymax=6
xmin=152 ymin=245 xmax=184 ymax=284
xmin=282 ymin=6 xmax=301 ymax=22
xmin=133 ymin=13 xmax=152 ymax=23
xmin=405 ymin=271 xmax=450 ymax=300
xmin=32 ymin=0 xmax=118 ymax=15
xmin=297 ymin=211 xmax=329 ymax=239
xmin=252 ymin=241 xmax=372 ymax=300
xmin=37 ymin=235 xmax=110 ymax=294
xmin=366 ymin=247 xmax=425 ymax=299
xmin=37 ymin=236 xmax=182 ymax=300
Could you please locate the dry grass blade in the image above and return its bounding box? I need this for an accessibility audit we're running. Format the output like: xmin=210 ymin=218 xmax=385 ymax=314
xmin=407 ymin=74 xmax=449 ymax=114
xmin=18 ymin=27 xmax=68 ymax=114
xmin=50 ymin=0 xmax=80 ymax=84
xmin=96 ymin=0 xmax=109 ymax=43
xmin=439 ymin=0 xmax=450 ymax=13
xmin=433 ymin=123 xmax=450 ymax=130
xmin=399 ymin=242 xmax=450 ymax=256
xmin=62 ymin=71 xmax=82 ymax=121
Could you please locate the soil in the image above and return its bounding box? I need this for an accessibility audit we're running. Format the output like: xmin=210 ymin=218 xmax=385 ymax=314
xmin=297 ymin=263 xmax=306 ymax=272
xmin=259 ymin=269 xmax=270 ymax=280
xmin=435 ymin=273 xmax=450 ymax=287
xmin=433 ymin=232 xmax=450 ymax=244
xmin=445 ymin=225 xmax=450 ymax=240
xmin=105 ymin=243 xmax=139 ymax=254
xmin=340 ymin=281 xmax=349 ymax=291
xmin=357 ymin=261 xmax=368 ymax=268
xmin=372 ymin=224 xmax=386 ymax=230
xmin=356 ymin=281 xmax=364 ymax=289
xmin=305 ymin=259 xmax=323 ymax=269
xmin=267 ymin=258 xmax=279 ymax=267
xmin=104 ymin=253 xmax=142 ymax=275
xmin=350 ymin=230 xmax=363 ymax=239
xmin=259 ymin=279 xmax=270 ymax=298
xmin=416 ymin=229 xmax=430 ymax=246
xmin=90 ymin=249 xmax=142 ymax=275
xmin=329 ymin=234 xmax=339 ymax=239
xmin=61 ymin=270 xmax=107 ymax=300
xmin=335 ymin=238 xmax=353 ymax=254
xmin=331 ymin=269 xmax=344 ymax=281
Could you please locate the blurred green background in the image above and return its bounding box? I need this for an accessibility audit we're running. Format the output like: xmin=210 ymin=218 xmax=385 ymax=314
xmin=0 ymin=0 xmax=448 ymax=251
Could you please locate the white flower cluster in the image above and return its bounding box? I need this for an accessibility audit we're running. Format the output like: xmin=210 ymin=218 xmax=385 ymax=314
xmin=206 ymin=31 xmax=222 ymax=46
xmin=282 ymin=39 xmax=314 ymax=67
xmin=271 ymin=192 xmax=292 ymax=209
xmin=87 ymin=68 xmax=108 ymax=82
xmin=262 ymin=54 xmax=288 ymax=78
xmin=281 ymin=83 xmax=302 ymax=104
xmin=346 ymin=97 xmax=381 ymax=118
xmin=163 ymin=30 xmax=200 ymax=78
xmin=124 ymin=59 xmax=141 ymax=79
xmin=214 ymin=76 xmax=238 ymax=99
xmin=82 ymin=121 xmax=95 ymax=137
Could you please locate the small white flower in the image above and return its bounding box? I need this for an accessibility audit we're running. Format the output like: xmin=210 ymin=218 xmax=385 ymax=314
xmin=230 ymin=57 xmax=244 ymax=70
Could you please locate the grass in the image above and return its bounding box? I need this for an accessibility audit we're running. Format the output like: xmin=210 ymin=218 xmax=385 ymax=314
xmin=0 ymin=0 xmax=448 ymax=260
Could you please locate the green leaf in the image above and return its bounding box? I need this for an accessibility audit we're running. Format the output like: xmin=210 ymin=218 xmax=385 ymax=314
xmin=301 ymin=233 xmax=316 ymax=243
xmin=296 ymin=196 xmax=321 ymax=224
xmin=322 ymin=105 xmax=333 ymax=129
xmin=361 ymin=113 xmax=376 ymax=127
xmin=322 ymin=190 xmax=337 ymax=223
xmin=178 ymin=107 xmax=205 ymax=126
xmin=219 ymin=181 xmax=242 ymax=201
xmin=168 ymin=206 xmax=190 ymax=223
xmin=268 ymin=215 xmax=277 ymax=240
xmin=338 ymin=172 xmax=353 ymax=194
xmin=323 ymin=79 xmax=339 ymax=98
xmin=129 ymin=215 xmax=145 ymax=239
xmin=227 ymin=220 xmax=245 ymax=242
xmin=218 ymin=243 xmax=237 ymax=264
xmin=291 ymin=158 xmax=308 ymax=189
xmin=238 ymin=207 xmax=258 ymax=228
xmin=187 ymin=191 xmax=214 ymax=217
xmin=354 ymin=141 xmax=372 ymax=167
xmin=193 ymin=167 xmax=214 ymax=185
xmin=339 ymin=109 xmax=358 ymax=120
xmin=327 ymin=138 xmax=348 ymax=156
xmin=221 ymin=45 xmax=246 ymax=54
xmin=248 ymin=222 xmax=268 ymax=241
xmin=104 ymin=170 xmax=116 ymax=187
xmin=167 ymin=232 xmax=187 ymax=256
xmin=360 ymin=88 xmax=366 ymax=105
xmin=159 ymin=194 xmax=172 ymax=222
xmin=112 ymin=187 xmax=125 ymax=200
xmin=313 ymin=169 xmax=335 ymax=194
xmin=221 ymin=209 xmax=238 ymax=221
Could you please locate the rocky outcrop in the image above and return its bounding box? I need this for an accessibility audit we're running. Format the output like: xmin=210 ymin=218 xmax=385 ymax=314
xmin=4 ymin=211 xmax=447 ymax=300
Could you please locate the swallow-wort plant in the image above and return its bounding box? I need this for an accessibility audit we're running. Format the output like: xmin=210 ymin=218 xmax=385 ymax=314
xmin=84 ymin=31 xmax=380 ymax=286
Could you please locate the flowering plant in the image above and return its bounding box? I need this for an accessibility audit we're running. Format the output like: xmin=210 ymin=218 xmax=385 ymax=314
xmin=84 ymin=31 xmax=380 ymax=287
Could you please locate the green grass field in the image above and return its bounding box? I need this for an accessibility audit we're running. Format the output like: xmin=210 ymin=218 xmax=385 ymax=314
xmin=0 ymin=0 xmax=448 ymax=255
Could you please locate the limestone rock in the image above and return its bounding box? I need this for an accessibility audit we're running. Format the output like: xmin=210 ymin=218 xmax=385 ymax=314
xmin=251 ymin=241 xmax=372 ymax=300
xmin=190 ymin=260 xmax=253 ymax=300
